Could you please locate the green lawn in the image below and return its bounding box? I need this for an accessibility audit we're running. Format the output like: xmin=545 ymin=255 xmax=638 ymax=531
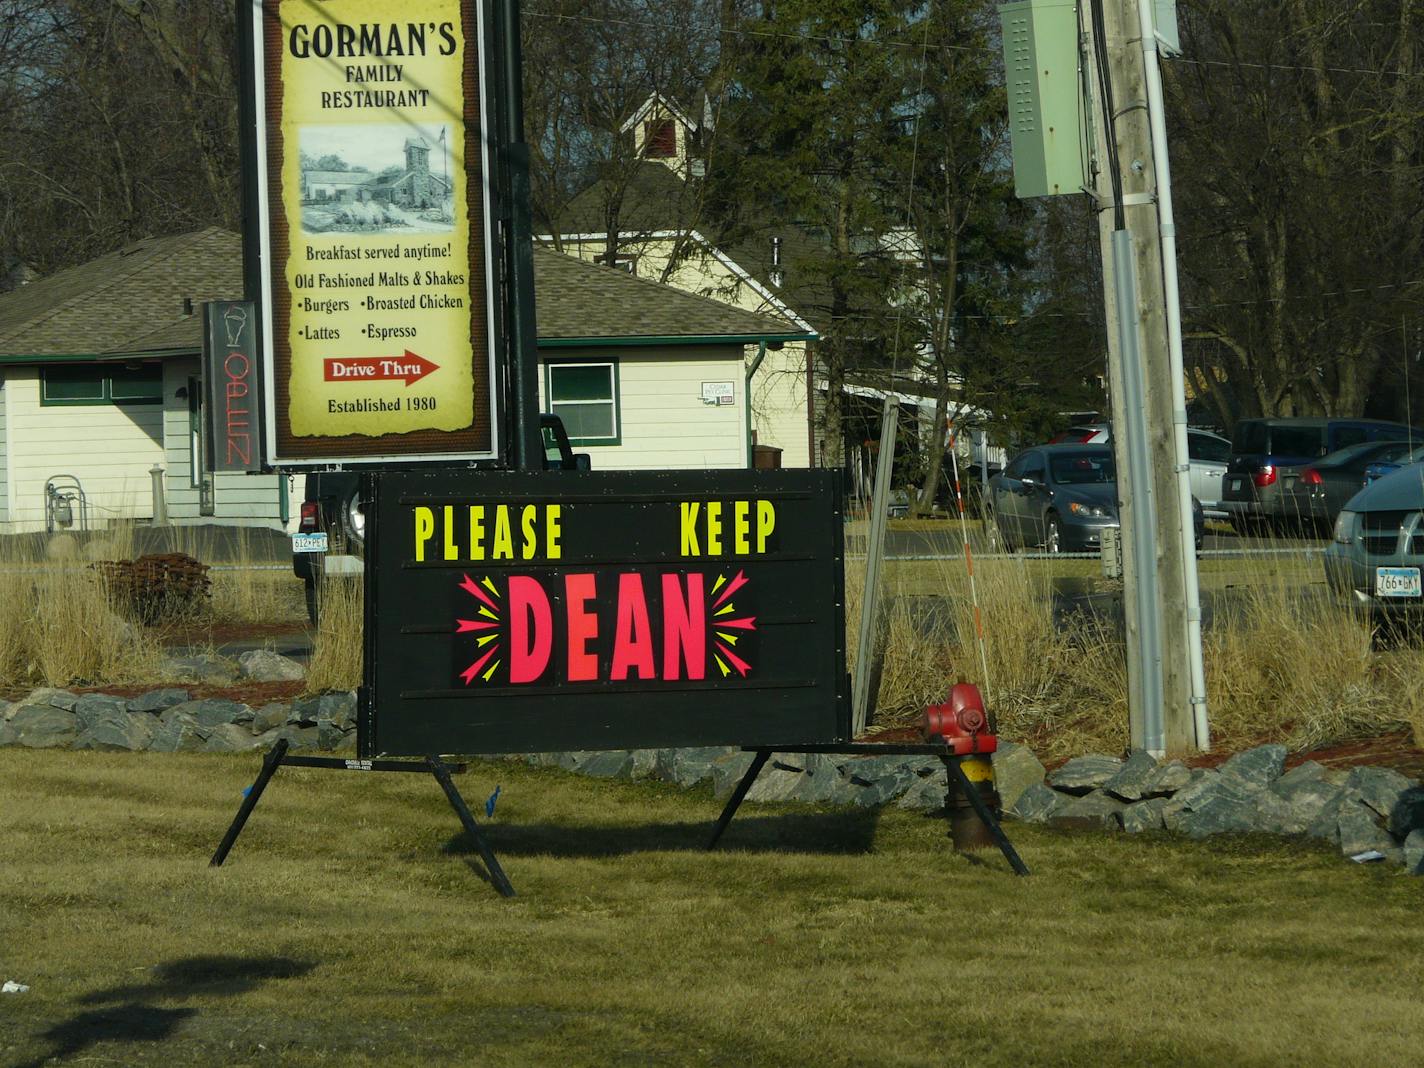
xmin=2 ymin=750 xmax=1421 ymax=1066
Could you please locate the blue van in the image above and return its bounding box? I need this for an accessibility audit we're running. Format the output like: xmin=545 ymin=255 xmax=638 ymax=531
xmin=1221 ymin=417 xmax=1423 ymax=528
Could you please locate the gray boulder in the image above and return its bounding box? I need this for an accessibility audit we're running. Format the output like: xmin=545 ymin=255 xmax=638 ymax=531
xmin=128 ymin=688 xmax=191 ymax=714
xmin=1343 ymin=766 xmax=1416 ymax=822
xmin=1119 ymin=797 xmax=1169 ymax=834
xmin=653 ymin=747 xmax=736 ymax=788
xmin=1051 ymin=789 xmax=1126 ymax=830
xmin=160 ymin=653 xmax=238 ymax=685
xmin=148 ymin=711 xmax=207 ymax=753
xmin=1162 ymin=771 xmax=1260 ymax=834
xmin=1137 ymin=760 xmax=1192 ymax=798
xmin=1266 ymin=779 xmax=1343 ymax=835
xmin=250 ymin=702 xmax=290 ymax=734
xmin=788 ymin=755 xmax=851 ymax=804
xmin=317 ymin=718 xmax=352 ymax=751
xmin=315 ymin=692 xmax=357 ymax=732
xmin=1305 ymin=793 xmax=1346 ymax=844
xmin=1387 ymin=786 xmax=1424 ymax=839
xmin=1008 ymin=782 xmax=1065 ymax=823
xmin=24 ymin=687 xmax=79 ymax=711
xmin=1047 ymin=754 xmax=1123 ymax=795
xmin=1275 ymin=761 xmax=1328 ymax=789
xmin=203 ymin=723 xmax=258 ymax=753
xmin=1217 ymin=744 xmax=1287 ymax=790
xmin=1175 ymin=792 xmax=1261 ymax=838
xmin=275 ymin=725 xmax=321 ymax=750
xmin=576 ymin=751 xmax=636 ymax=778
xmin=626 ymin=749 xmax=659 ymax=780
xmin=991 ymin=741 xmax=1046 ymax=810
xmin=0 ymin=720 xmax=18 ymax=746
xmin=237 ymin=649 xmax=306 ymax=682
xmin=896 ymin=774 xmax=946 ymax=811
xmin=291 ymin=692 xmax=356 ymax=731
xmin=12 ymin=705 xmax=78 ymax=748
xmin=168 ymin=698 xmax=252 ymax=730
xmin=744 ymin=763 xmax=807 ymax=803
xmin=710 ymin=751 xmax=758 ymax=798
xmin=1337 ymin=799 xmax=1397 ymax=858
xmin=0 ymin=699 xmax=14 ymax=722
xmin=75 ymin=693 xmax=130 ymax=730
xmin=847 ymin=766 xmax=918 ymax=808
xmin=1404 ymin=829 xmax=1424 ymax=876
xmin=74 ymin=712 xmax=155 ymax=752
xmin=1102 ymin=750 xmax=1160 ymax=802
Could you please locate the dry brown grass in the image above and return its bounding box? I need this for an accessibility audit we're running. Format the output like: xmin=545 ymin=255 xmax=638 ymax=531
xmin=304 ymin=575 xmax=363 ymax=693
xmin=858 ymin=529 xmax=1424 ymax=758
xmin=0 ymin=535 xmax=165 ymax=689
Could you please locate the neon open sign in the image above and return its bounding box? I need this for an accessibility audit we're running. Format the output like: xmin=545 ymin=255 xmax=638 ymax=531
xmin=362 ymin=469 xmax=848 ymax=756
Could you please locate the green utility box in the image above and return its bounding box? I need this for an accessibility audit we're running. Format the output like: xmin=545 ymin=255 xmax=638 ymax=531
xmin=999 ymin=0 xmax=1085 ymax=198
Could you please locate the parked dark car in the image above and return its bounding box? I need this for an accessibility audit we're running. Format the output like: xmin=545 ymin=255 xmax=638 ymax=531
xmin=1364 ymin=444 xmax=1424 ymax=485
xmin=985 ymin=445 xmax=1204 ymax=554
xmin=1277 ymin=440 xmax=1419 ymax=530
xmin=1324 ymin=463 xmax=1424 ymax=615
xmin=1221 ymin=417 xmax=1422 ymax=529
xmin=986 ymin=445 xmax=1119 ymax=552
xmin=292 ymin=415 xmax=588 ymax=622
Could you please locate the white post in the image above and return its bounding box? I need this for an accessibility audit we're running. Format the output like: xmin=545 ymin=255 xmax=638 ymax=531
xmin=1136 ymin=0 xmax=1210 ymax=750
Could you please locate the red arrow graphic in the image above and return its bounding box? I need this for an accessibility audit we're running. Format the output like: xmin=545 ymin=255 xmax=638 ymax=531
xmin=323 ymin=351 xmax=438 ymax=386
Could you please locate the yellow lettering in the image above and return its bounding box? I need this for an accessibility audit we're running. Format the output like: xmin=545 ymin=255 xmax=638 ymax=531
xmin=757 ymin=500 xmax=776 ymax=552
xmin=468 ymin=505 xmax=485 ymax=561
xmin=547 ymin=503 xmax=562 ymax=560
xmin=734 ymin=499 xmax=750 ymax=554
xmin=706 ymin=500 xmax=722 ymax=555
xmin=680 ymin=501 xmax=701 ymax=556
xmin=521 ymin=504 xmax=537 ymax=558
xmin=493 ymin=506 xmax=513 ymax=559
xmin=414 ymin=506 xmax=434 ymax=562
xmin=442 ymin=505 xmax=457 ymax=561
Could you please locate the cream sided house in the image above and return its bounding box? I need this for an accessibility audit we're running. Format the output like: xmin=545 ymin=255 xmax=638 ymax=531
xmin=0 ymin=228 xmax=812 ymax=533
xmin=545 ymin=94 xmax=823 ymax=469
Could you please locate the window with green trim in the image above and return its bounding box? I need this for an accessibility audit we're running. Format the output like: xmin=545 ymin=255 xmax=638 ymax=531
xmin=41 ymin=364 xmax=163 ymax=406
xmin=545 ymin=360 xmax=619 ymax=445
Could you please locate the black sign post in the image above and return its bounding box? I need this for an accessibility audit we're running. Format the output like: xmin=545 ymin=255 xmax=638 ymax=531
xmin=361 ymin=469 xmax=848 ymax=756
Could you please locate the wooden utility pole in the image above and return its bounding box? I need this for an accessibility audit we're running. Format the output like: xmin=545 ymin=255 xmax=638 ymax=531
xmin=1082 ymin=0 xmax=1198 ymax=754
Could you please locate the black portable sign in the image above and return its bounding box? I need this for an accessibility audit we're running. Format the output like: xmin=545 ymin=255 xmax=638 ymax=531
xmin=362 ymin=469 xmax=848 ymax=756
xmin=202 ymin=301 xmax=263 ymax=473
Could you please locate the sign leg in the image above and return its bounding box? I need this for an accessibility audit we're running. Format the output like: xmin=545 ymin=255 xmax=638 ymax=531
xmin=211 ymin=738 xmax=290 ymax=866
xmin=707 ymin=749 xmax=771 ymax=850
xmin=427 ymin=756 xmax=516 ymax=898
xmin=943 ymin=757 xmax=1030 ymax=876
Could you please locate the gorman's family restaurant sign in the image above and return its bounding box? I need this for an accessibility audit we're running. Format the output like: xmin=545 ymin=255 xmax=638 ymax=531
xmin=249 ymin=0 xmax=501 ymax=464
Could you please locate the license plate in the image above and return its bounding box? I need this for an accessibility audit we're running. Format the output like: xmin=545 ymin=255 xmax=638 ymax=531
xmin=1228 ymin=477 xmax=1243 ymax=493
xmin=1376 ymin=566 xmax=1421 ymax=597
xmin=292 ymin=532 xmax=329 ymax=554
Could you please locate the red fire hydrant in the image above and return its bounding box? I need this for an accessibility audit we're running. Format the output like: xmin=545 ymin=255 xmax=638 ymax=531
xmin=923 ymin=682 xmax=1001 ymax=852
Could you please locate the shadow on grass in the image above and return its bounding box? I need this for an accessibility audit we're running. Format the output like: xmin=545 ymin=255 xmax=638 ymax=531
xmin=447 ymin=809 xmax=884 ymax=861
xmin=17 ymin=955 xmax=315 ymax=1068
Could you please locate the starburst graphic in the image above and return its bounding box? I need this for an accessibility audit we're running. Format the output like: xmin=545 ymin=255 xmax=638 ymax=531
xmin=457 ymin=574 xmax=503 ymax=684
xmin=709 ymin=569 xmax=757 ymax=678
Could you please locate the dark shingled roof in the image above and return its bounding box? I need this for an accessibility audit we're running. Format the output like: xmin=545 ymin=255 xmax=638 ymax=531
xmin=0 ymin=228 xmax=242 ymax=356
xmin=0 ymin=228 xmax=811 ymax=360
xmin=531 ymin=246 xmax=810 ymax=343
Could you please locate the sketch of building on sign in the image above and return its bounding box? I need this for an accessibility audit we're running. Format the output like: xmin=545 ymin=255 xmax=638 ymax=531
xmin=299 ymin=123 xmax=454 ymax=236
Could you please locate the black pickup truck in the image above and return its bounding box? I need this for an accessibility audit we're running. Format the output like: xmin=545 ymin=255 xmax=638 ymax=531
xmin=292 ymin=414 xmax=587 ymax=622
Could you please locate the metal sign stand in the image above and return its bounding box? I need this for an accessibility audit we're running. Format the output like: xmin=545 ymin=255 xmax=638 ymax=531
xmin=707 ymin=743 xmax=1030 ymax=877
xmin=209 ymin=739 xmax=516 ymax=897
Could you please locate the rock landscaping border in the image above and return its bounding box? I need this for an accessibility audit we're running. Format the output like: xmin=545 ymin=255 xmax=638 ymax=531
xmin=4 ymin=670 xmax=1420 ymax=876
